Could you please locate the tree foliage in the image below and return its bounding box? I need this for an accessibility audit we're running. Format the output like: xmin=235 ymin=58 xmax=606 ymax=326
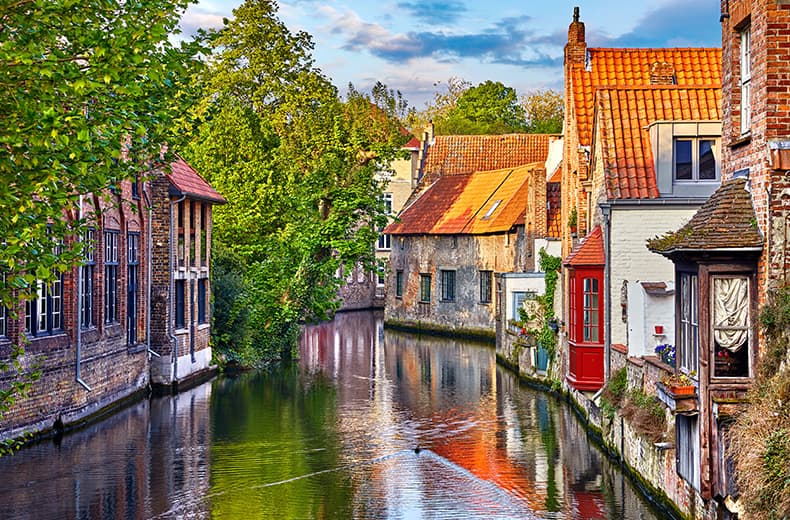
xmin=435 ymin=80 xmax=528 ymax=135
xmin=521 ymin=89 xmax=563 ymax=134
xmin=0 ymin=0 xmax=201 ymax=429
xmin=185 ymin=0 xmax=406 ymax=363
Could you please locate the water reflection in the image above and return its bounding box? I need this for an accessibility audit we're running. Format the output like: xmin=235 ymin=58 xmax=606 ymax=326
xmin=0 ymin=310 xmax=661 ymax=519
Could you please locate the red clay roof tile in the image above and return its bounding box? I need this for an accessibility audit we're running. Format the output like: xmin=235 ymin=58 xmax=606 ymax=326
xmin=385 ymin=163 xmax=542 ymax=236
xmin=596 ymin=86 xmax=722 ymax=200
xmin=572 ymin=48 xmax=721 ymax=147
xmin=167 ymin=156 xmax=226 ymax=204
xmin=564 ymin=226 xmax=604 ymax=266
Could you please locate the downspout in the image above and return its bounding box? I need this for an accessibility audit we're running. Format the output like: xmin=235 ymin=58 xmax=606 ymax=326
xmin=601 ymin=204 xmax=611 ymax=381
xmin=76 ymin=195 xmax=92 ymax=391
xmin=169 ymin=194 xmax=187 ymax=386
xmin=142 ymin=183 xmax=159 ymax=360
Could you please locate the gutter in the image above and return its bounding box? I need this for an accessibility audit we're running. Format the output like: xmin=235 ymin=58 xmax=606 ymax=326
xmin=601 ymin=205 xmax=611 ymax=382
xmin=75 ymin=195 xmax=92 ymax=391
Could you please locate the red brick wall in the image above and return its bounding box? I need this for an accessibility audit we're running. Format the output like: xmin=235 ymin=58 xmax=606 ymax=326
xmin=721 ymin=0 xmax=790 ymax=309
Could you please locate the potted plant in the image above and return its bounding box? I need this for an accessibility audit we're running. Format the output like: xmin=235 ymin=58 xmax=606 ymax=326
xmin=568 ymin=207 xmax=578 ymax=235
xmin=660 ymin=372 xmax=696 ymax=396
xmin=654 ymin=344 xmax=675 ymax=367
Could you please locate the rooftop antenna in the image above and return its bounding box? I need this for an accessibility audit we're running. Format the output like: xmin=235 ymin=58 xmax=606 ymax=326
xmin=573 ymin=6 xmax=579 ymax=22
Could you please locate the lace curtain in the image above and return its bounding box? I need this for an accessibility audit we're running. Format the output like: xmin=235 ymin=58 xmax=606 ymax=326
xmin=713 ymin=277 xmax=749 ymax=352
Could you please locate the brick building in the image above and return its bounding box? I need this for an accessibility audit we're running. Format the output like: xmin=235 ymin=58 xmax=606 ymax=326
xmin=0 ymin=157 xmax=224 ymax=441
xmin=645 ymin=1 xmax=790 ymax=515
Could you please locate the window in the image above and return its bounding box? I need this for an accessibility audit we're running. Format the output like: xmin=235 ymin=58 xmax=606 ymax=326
xmin=482 ymin=200 xmax=502 ymax=220
xmin=82 ymin=229 xmax=96 ymax=326
xmin=712 ymin=276 xmax=750 ymax=378
xmin=676 ymin=414 xmax=700 ymax=489
xmin=512 ymin=291 xmax=527 ymax=321
xmin=177 ymin=200 xmax=185 ymax=267
xmin=678 ymin=273 xmax=699 ymax=375
xmin=81 ymin=228 xmax=95 ymax=328
xmin=175 ymin=279 xmax=186 ymax=328
xmin=440 ymin=270 xmax=455 ymax=302
xmin=377 ymin=272 xmax=385 ymax=287
xmin=419 ymin=274 xmax=431 ymax=303
xmin=131 ymin=174 xmax=140 ymax=200
xmin=582 ymin=277 xmax=600 ymax=343
xmin=104 ymin=230 xmax=119 ymax=323
xmin=740 ymin=26 xmax=751 ymax=135
xmin=479 ymin=271 xmax=493 ymax=304
xmin=200 ymin=203 xmax=207 ymax=267
xmin=377 ymin=193 xmax=393 ymax=251
xmin=198 ymin=279 xmax=207 ymax=324
xmin=190 ymin=201 xmax=197 ymax=267
xmin=25 ymin=277 xmax=63 ymax=335
xmin=395 ymin=270 xmax=404 ymax=298
xmin=674 ymin=139 xmax=719 ymax=181
xmin=127 ymin=233 xmax=139 ymax=344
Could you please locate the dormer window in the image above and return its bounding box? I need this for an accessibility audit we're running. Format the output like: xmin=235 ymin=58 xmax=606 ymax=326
xmin=674 ymin=138 xmax=719 ymax=182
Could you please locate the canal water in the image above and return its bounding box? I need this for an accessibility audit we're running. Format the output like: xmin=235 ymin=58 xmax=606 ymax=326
xmin=0 ymin=311 xmax=662 ymax=519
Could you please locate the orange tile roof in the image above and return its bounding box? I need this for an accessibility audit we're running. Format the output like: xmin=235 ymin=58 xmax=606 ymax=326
xmin=385 ymin=163 xmax=541 ymax=235
xmin=564 ymin=225 xmax=604 ymax=266
xmin=167 ymin=156 xmax=226 ymax=204
xmin=572 ymin=48 xmax=721 ymax=146
xmin=422 ymin=134 xmax=552 ymax=181
xmin=596 ymin=86 xmax=721 ymax=199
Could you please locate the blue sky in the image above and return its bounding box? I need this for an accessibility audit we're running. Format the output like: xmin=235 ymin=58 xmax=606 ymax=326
xmin=181 ymin=0 xmax=721 ymax=108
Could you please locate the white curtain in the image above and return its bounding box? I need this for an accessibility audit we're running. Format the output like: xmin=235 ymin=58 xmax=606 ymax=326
xmin=713 ymin=277 xmax=749 ymax=352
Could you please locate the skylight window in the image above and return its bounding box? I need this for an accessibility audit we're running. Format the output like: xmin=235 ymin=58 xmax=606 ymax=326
xmin=481 ymin=200 xmax=502 ymax=220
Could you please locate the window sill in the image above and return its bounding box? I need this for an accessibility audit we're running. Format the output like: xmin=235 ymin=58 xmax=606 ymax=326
xmin=127 ymin=343 xmax=146 ymax=354
xmin=197 ymin=323 xmax=210 ymax=331
xmin=728 ymin=133 xmax=751 ymax=149
xmin=479 ymin=301 xmax=492 ymax=305
xmin=174 ymin=327 xmax=189 ymax=335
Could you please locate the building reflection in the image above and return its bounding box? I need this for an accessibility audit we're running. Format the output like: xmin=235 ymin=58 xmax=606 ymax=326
xmin=0 ymin=383 xmax=213 ymax=520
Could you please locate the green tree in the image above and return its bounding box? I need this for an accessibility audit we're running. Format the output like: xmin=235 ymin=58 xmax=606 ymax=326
xmin=434 ymin=80 xmax=528 ymax=135
xmin=521 ymin=89 xmax=563 ymax=134
xmin=185 ymin=0 xmax=406 ymax=363
xmin=0 ymin=0 xmax=201 ymax=438
xmin=407 ymin=76 xmax=471 ymax=131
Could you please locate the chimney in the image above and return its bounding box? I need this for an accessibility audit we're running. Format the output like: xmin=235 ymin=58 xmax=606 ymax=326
xmin=565 ymin=7 xmax=586 ymax=67
xmin=649 ymin=61 xmax=676 ymax=85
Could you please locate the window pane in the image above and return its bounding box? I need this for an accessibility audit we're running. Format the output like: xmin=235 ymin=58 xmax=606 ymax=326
xmin=675 ymin=140 xmax=693 ymax=180
xmin=396 ymin=271 xmax=403 ymax=297
xmin=699 ymin=140 xmax=717 ymax=180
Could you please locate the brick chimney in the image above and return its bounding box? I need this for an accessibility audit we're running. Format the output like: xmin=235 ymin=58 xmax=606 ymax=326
xmin=649 ymin=61 xmax=676 ymax=85
xmin=565 ymin=6 xmax=586 ymax=67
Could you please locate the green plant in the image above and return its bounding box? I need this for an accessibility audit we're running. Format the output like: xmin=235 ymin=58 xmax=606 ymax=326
xmin=660 ymin=372 xmax=694 ymax=387
xmin=567 ymin=207 xmax=578 ymax=229
xmin=727 ymin=285 xmax=790 ymax=519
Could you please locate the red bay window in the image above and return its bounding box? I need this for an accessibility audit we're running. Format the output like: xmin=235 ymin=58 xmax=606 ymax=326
xmin=565 ymin=226 xmax=605 ymax=391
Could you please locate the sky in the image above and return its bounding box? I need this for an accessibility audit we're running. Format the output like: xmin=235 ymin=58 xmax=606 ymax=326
xmin=179 ymin=0 xmax=722 ymax=109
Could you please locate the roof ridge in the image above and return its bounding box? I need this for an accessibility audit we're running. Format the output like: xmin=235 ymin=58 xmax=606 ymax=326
xmin=587 ymin=47 xmax=721 ymax=52
xmin=594 ymin=85 xmax=721 ymax=91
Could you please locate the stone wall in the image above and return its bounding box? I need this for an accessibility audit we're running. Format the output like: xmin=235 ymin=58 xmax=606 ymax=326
xmin=386 ymin=229 xmax=528 ymax=335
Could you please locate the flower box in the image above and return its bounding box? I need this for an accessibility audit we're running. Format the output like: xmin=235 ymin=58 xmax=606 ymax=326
xmin=667 ymin=384 xmax=695 ymax=396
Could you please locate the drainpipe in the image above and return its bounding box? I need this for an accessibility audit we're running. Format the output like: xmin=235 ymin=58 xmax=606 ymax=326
xmin=75 ymin=195 xmax=92 ymax=391
xmin=142 ymin=183 xmax=159 ymax=360
xmin=601 ymin=204 xmax=611 ymax=381
xmin=169 ymin=194 xmax=187 ymax=387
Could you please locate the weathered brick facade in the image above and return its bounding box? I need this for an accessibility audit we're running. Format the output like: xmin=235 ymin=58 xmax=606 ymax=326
xmin=721 ymin=0 xmax=790 ymax=304
xmin=0 ymin=158 xmax=224 ymax=441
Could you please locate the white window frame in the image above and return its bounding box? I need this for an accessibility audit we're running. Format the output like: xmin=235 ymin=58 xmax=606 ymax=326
xmin=740 ymin=26 xmax=751 ymax=135
xmin=673 ymin=138 xmax=720 ymax=182
xmin=679 ymin=273 xmax=699 ymax=376
xmin=377 ymin=193 xmax=393 ymax=251
xmin=676 ymin=414 xmax=700 ymax=490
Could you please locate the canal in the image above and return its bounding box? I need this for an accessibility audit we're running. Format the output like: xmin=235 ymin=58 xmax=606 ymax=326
xmin=0 ymin=311 xmax=662 ymax=519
